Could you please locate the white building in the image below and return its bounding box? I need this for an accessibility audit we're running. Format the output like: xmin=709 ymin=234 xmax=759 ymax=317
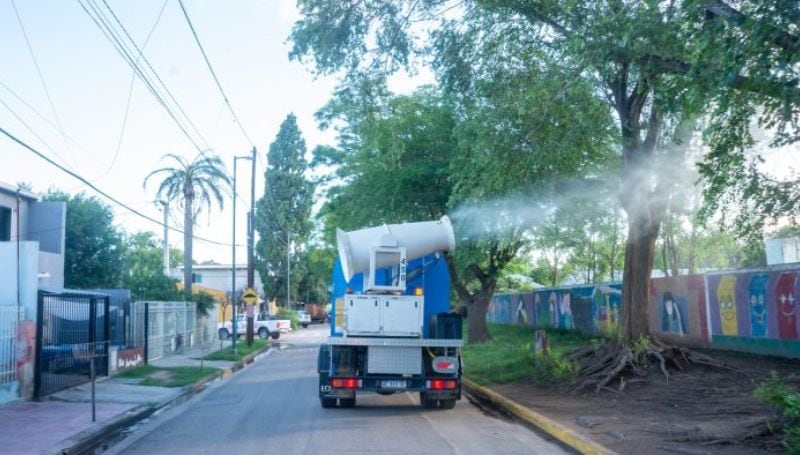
xmin=766 ymin=237 xmax=800 ymax=265
xmin=169 ymin=264 xmax=264 ymax=298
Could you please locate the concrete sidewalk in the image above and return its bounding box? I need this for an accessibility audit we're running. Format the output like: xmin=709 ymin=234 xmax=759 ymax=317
xmin=0 ymin=340 xmax=256 ymax=455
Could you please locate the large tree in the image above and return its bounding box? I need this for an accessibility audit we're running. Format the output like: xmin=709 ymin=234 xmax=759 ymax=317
xmin=291 ymin=0 xmax=800 ymax=346
xmin=255 ymin=114 xmax=315 ymax=304
xmin=44 ymin=191 xmax=124 ymax=289
xmin=144 ymin=152 xmax=230 ymax=299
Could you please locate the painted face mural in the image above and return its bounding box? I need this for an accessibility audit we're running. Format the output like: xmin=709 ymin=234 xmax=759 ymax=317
xmin=717 ymin=275 xmax=738 ymax=336
xmin=549 ymin=292 xmax=559 ymax=327
xmin=776 ymin=272 xmax=798 ymax=340
xmin=748 ymin=274 xmax=769 ymax=337
xmin=661 ymin=292 xmax=684 ymax=336
xmin=559 ymin=293 xmax=574 ymax=330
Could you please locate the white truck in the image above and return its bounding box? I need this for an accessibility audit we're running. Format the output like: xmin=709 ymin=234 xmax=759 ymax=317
xmin=218 ymin=314 xmax=289 ymax=340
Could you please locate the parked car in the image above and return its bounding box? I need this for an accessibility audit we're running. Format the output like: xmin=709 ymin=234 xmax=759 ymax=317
xmin=297 ymin=310 xmax=311 ymax=328
xmin=218 ymin=314 xmax=288 ymax=340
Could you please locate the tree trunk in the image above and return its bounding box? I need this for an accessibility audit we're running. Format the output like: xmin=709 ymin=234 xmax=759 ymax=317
xmin=620 ymin=213 xmax=660 ymax=343
xmin=184 ymin=198 xmax=193 ymax=300
xmin=466 ymin=296 xmax=491 ymax=343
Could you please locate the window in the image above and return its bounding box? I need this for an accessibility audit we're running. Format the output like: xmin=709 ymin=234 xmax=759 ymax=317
xmin=0 ymin=206 xmax=10 ymax=241
xmin=192 ymin=273 xmax=203 ymax=283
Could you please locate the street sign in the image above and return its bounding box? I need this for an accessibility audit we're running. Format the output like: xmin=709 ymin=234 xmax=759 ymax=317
xmin=242 ymin=288 xmax=258 ymax=306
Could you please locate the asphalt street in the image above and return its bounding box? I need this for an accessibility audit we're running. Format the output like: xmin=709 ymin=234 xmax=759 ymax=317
xmin=107 ymin=325 xmax=568 ymax=455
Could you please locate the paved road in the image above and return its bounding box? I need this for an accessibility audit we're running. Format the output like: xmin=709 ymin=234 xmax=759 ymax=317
xmin=109 ymin=326 xmax=568 ymax=455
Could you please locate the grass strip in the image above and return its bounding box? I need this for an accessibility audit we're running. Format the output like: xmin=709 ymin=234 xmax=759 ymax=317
xmin=202 ymin=339 xmax=269 ymax=362
xmin=117 ymin=365 xmax=221 ymax=387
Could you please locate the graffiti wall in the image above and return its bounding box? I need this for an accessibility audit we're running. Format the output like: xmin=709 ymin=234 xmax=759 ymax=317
xmin=488 ymin=266 xmax=800 ymax=358
xmin=488 ymin=284 xmax=622 ymax=337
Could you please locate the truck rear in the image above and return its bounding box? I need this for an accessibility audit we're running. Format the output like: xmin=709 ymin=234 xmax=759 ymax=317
xmin=317 ymin=216 xmax=463 ymax=409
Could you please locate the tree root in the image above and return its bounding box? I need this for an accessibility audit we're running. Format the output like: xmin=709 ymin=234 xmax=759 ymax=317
xmin=570 ymin=339 xmax=739 ymax=394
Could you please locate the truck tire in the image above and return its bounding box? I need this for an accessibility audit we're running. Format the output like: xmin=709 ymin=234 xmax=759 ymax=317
xmin=320 ymin=397 xmax=337 ymax=408
xmin=270 ymin=331 xmax=280 ymax=340
xmin=258 ymin=327 xmax=269 ymax=339
xmin=339 ymin=398 xmax=355 ymax=408
xmin=301 ymin=323 xmax=309 ymax=328
xmin=419 ymin=392 xmax=436 ymax=409
xmin=218 ymin=328 xmax=230 ymax=340
xmin=439 ymin=399 xmax=456 ymax=410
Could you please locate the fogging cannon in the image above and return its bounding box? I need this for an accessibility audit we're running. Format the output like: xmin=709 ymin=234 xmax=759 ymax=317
xmin=336 ymin=215 xmax=456 ymax=293
xmin=318 ymin=216 xmax=464 ymax=410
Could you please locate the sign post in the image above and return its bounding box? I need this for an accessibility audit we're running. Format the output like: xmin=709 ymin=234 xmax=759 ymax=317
xmin=243 ymin=288 xmax=258 ymax=346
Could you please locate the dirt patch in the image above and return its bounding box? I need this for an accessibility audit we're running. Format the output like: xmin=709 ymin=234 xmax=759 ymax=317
xmin=490 ymin=350 xmax=800 ymax=454
xmin=147 ymin=370 xmax=173 ymax=381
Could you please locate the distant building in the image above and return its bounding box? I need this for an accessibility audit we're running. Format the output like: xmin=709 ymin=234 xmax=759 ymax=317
xmin=766 ymin=237 xmax=800 ymax=266
xmin=170 ymin=264 xmax=264 ymax=298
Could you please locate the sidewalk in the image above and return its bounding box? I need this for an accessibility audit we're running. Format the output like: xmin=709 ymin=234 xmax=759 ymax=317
xmin=0 ymin=339 xmax=264 ymax=455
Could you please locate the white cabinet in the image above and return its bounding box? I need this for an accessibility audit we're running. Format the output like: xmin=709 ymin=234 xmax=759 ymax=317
xmin=381 ymin=296 xmax=422 ymax=337
xmin=344 ymin=294 xmax=424 ymax=337
xmin=345 ymin=295 xmax=381 ymax=335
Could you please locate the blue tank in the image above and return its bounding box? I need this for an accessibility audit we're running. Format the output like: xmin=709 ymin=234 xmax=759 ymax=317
xmin=329 ymin=254 xmax=451 ymax=338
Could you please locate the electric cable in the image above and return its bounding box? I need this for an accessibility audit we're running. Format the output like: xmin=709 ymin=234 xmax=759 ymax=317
xmin=0 ymin=124 xmax=243 ymax=248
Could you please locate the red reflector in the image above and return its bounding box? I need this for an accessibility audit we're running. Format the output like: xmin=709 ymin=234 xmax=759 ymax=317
xmin=436 ymin=361 xmax=453 ymax=370
xmin=428 ymin=379 xmax=457 ymax=390
xmin=331 ymin=378 xmax=360 ymax=389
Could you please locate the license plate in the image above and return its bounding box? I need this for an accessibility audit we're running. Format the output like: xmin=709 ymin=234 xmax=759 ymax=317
xmin=381 ymin=380 xmax=406 ymax=389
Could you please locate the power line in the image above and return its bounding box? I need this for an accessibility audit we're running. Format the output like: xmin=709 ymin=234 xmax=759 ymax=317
xmin=10 ymin=0 xmax=78 ymax=170
xmin=0 ymin=124 xmax=243 ymax=248
xmin=100 ymin=0 xmax=169 ymax=179
xmin=176 ymin=0 xmax=254 ymax=147
xmin=76 ymin=0 xmax=208 ymax=154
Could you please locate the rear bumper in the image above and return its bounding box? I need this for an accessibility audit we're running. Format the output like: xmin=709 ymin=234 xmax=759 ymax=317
xmin=319 ymin=373 xmax=461 ymax=400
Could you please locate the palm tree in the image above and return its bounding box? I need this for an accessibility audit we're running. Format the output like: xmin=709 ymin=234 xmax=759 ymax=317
xmin=144 ymin=152 xmax=230 ymax=298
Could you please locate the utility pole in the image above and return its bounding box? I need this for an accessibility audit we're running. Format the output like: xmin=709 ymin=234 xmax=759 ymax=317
xmin=287 ymin=230 xmax=291 ymax=310
xmin=160 ymin=200 xmax=169 ymax=276
xmin=231 ymin=155 xmax=253 ymax=353
xmin=247 ymin=146 xmax=256 ymax=291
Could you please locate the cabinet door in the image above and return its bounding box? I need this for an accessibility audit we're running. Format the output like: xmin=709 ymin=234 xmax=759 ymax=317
xmin=345 ymin=296 xmax=381 ymax=334
xmin=381 ymin=296 xmax=423 ymax=336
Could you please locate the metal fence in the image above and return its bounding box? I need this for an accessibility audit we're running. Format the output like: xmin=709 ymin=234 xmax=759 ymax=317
xmin=132 ymin=301 xmax=196 ymax=362
xmin=0 ymin=304 xmax=23 ymax=391
xmin=34 ymin=291 xmax=109 ymax=398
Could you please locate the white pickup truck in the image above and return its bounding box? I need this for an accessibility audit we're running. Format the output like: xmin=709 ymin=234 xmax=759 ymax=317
xmin=217 ymin=314 xmax=290 ymax=340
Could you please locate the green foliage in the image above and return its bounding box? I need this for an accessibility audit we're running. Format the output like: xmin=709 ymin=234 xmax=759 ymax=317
xmin=255 ymin=114 xmax=315 ymax=303
xmin=143 ymin=152 xmax=230 ymax=298
xmin=192 ymin=291 xmax=215 ymax=318
xmin=462 ymin=323 xmax=589 ymax=385
xmin=202 ymin=339 xmax=268 ymax=362
xmin=117 ymin=365 xmax=220 ymax=388
xmin=121 ymin=232 xmax=182 ymax=301
xmin=44 ymin=191 xmax=124 ymax=289
xmin=755 ymin=372 xmax=800 ymax=453
xmin=277 ymin=308 xmax=299 ymax=331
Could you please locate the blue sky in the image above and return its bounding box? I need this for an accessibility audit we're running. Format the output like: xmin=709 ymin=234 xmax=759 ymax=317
xmin=0 ymin=0 xmax=429 ymax=263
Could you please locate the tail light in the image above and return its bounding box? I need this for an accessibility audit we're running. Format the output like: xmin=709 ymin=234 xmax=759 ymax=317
xmin=427 ymin=379 xmax=457 ymax=390
xmin=331 ymin=378 xmax=362 ymax=389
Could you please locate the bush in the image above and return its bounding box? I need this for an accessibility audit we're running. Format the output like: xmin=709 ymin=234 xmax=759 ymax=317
xmin=277 ymin=308 xmax=298 ymax=330
xmin=755 ymin=372 xmax=800 ymax=454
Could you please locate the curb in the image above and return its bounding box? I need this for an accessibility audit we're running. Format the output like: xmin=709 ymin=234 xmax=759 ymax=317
xmin=462 ymin=378 xmax=618 ymax=455
xmin=45 ymin=342 xmax=274 ymax=455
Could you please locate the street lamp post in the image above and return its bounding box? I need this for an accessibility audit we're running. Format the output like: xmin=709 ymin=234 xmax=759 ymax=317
xmin=232 ymin=155 xmax=252 ymax=353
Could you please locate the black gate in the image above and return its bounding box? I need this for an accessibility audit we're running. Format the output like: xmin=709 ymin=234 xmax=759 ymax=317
xmin=34 ymin=291 xmax=110 ymax=399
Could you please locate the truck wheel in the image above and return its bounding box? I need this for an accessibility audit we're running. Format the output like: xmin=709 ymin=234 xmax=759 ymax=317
xmin=339 ymin=398 xmax=355 ymax=408
xmin=320 ymin=397 xmax=337 ymax=408
xmin=270 ymin=331 xmax=280 ymax=340
xmin=439 ymin=399 xmax=456 ymax=410
xmin=301 ymin=323 xmax=309 ymax=328
xmin=258 ymin=327 xmax=268 ymax=339
xmin=419 ymin=392 xmax=436 ymax=409
xmin=218 ymin=328 xmax=230 ymax=340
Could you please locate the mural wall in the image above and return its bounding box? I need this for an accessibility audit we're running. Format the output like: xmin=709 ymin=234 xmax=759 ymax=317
xmin=488 ymin=266 xmax=800 ymax=358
